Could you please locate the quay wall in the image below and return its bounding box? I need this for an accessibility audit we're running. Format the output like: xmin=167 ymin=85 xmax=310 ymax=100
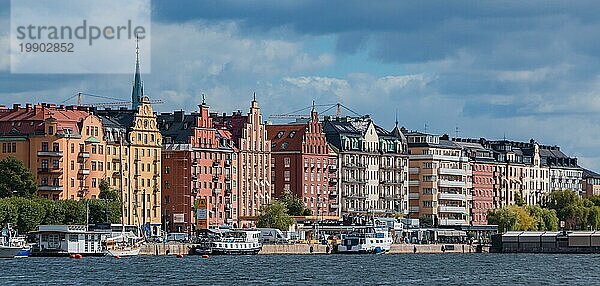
xmin=389 ymin=244 xmax=476 ymax=254
xmin=139 ymin=242 xmax=481 ymax=256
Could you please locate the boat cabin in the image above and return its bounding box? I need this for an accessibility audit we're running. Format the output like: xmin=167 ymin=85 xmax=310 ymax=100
xmin=32 ymin=225 xmax=109 ymax=256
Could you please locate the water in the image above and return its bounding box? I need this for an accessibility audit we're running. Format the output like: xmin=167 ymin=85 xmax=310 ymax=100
xmin=1 ymin=254 xmax=598 ymax=285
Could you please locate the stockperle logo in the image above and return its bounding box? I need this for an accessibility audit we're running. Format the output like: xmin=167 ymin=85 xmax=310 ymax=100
xmin=10 ymin=0 xmax=151 ymax=74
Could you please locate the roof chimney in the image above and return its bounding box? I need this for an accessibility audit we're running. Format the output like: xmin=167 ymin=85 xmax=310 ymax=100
xmin=13 ymin=104 xmax=20 ymax=110
xmin=174 ymin=110 xmax=184 ymax=122
xmin=25 ymin=103 xmax=32 ymax=111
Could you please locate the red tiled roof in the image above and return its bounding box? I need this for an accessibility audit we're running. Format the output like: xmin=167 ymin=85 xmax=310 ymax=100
xmin=0 ymin=104 xmax=91 ymax=135
xmin=267 ymin=124 xmax=306 ymax=152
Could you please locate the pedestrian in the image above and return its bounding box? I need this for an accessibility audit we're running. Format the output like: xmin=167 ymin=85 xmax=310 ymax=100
xmin=413 ymin=245 xmax=417 ymax=253
xmin=441 ymin=245 xmax=445 ymax=253
xmin=462 ymin=244 xmax=465 ymax=253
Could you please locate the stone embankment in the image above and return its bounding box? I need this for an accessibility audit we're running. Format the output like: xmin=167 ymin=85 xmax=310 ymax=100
xmin=139 ymin=242 xmax=484 ymax=256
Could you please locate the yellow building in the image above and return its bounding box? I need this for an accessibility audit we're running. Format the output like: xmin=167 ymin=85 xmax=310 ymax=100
xmin=0 ymin=103 xmax=107 ymax=200
xmin=95 ymin=42 xmax=163 ymax=236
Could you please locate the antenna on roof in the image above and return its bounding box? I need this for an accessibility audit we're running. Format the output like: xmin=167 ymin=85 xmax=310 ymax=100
xmin=424 ymin=123 xmax=428 ymax=133
xmin=202 ymin=93 xmax=206 ymax=105
xmin=253 ymin=92 xmax=256 ymax=102
xmin=394 ymin=109 xmax=398 ymax=128
xmin=455 ymin=126 xmax=460 ymax=138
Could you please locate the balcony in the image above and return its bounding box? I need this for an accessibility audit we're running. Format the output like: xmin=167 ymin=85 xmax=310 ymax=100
xmin=329 ymin=190 xmax=338 ymax=197
xmin=343 ymin=163 xmax=367 ymax=169
xmin=38 ymin=185 xmax=63 ymax=191
xmin=409 ymin=206 xmax=420 ymax=213
xmin=438 ymin=168 xmax=467 ymax=176
xmin=225 ymin=175 xmax=231 ymax=181
xmin=330 ymin=204 xmax=339 ymax=209
xmin=213 ymin=160 xmax=220 ymax=167
xmin=329 ymin=177 xmax=338 ymax=185
xmin=112 ymin=171 xmax=120 ymax=177
xmin=225 ymin=204 xmax=232 ymax=210
xmin=191 ymin=158 xmax=198 ymax=166
xmin=438 ymin=180 xmax=465 ymax=188
xmin=191 ymin=174 xmax=198 ymax=180
xmin=191 ymin=187 xmax=198 ymax=195
xmin=78 ymin=152 xmax=90 ymax=158
xmin=438 ymin=193 xmax=466 ymax=201
xmin=212 ymin=176 xmax=219 ymax=182
xmin=438 ymin=206 xmax=467 ymax=213
xmin=329 ymin=165 xmax=337 ymax=172
xmin=38 ymin=167 xmax=62 ymax=174
xmin=438 ymin=218 xmax=468 ymax=226
xmin=112 ymin=157 xmax=120 ymax=162
xmin=346 ymin=194 xmax=366 ymax=199
xmin=342 ymin=178 xmax=366 ymax=184
xmin=408 ymin=192 xmax=420 ymax=200
xmin=224 ymin=159 xmax=231 ymax=167
xmin=134 ymin=156 xmax=141 ymax=162
xmin=37 ymin=150 xmax=63 ymax=157
xmin=408 ymin=180 xmax=420 ymax=187
xmin=381 ymin=180 xmax=403 ymax=185
xmin=213 ymin=188 xmax=222 ymax=195
xmin=408 ymin=167 xmax=420 ymax=174
xmin=78 ymin=168 xmax=90 ymax=175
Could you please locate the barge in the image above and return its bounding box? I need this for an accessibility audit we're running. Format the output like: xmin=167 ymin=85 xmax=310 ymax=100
xmin=491 ymin=231 xmax=600 ymax=253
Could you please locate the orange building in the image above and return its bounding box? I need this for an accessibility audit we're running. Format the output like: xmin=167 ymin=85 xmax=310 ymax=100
xmin=0 ymin=103 xmax=106 ymax=200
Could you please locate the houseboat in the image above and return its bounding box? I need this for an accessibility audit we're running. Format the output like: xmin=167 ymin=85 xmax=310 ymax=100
xmin=191 ymin=229 xmax=262 ymax=255
xmin=336 ymin=226 xmax=393 ymax=254
xmin=31 ymin=225 xmax=109 ymax=257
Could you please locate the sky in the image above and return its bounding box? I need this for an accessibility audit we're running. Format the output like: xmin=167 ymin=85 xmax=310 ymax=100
xmin=1 ymin=1 xmax=600 ymax=170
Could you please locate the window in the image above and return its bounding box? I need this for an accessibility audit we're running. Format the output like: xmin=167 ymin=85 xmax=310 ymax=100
xmin=92 ymin=178 xmax=97 ymax=188
xmin=284 ymin=171 xmax=290 ymax=182
xmin=41 ymin=142 xmax=49 ymax=151
xmin=284 ymin=157 xmax=290 ymax=168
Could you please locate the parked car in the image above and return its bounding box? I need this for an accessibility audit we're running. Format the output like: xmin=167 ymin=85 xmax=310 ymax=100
xmin=257 ymin=228 xmax=289 ymax=244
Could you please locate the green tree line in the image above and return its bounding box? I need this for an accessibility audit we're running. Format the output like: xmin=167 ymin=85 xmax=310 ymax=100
xmin=488 ymin=190 xmax=600 ymax=232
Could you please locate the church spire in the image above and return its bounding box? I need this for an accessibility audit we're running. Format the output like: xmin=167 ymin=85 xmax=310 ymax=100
xmin=131 ymin=35 xmax=144 ymax=110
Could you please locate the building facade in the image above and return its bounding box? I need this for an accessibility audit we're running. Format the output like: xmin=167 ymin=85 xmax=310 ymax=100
xmin=404 ymin=131 xmax=471 ymax=226
xmin=0 ymin=103 xmax=106 ymax=200
xmin=97 ymin=96 xmax=163 ymax=236
xmin=583 ymin=169 xmax=600 ymax=197
xmin=322 ymin=116 xmax=408 ymax=217
xmin=268 ymin=109 xmax=336 ymax=217
xmin=158 ymin=101 xmax=236 ymax=232
xmin=213 ymin=97 xmax=271 ymax=226
xmin=453 ymin=138 xmax=495 ymax=225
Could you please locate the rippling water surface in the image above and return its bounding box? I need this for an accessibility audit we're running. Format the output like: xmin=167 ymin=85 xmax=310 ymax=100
xmin=1 ymin=254 xmax=598 ymax=285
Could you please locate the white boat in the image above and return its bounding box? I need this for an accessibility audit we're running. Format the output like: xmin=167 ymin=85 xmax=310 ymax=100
xmin=1 ymin=224 xmax=31 ymax=258
xmin=103 ymin=229 xmax=143 ymax=257
xmin=192 ymin=229 xmax=262 ymax=255
xmin=337 ymin=226 xmax=393 ymax=254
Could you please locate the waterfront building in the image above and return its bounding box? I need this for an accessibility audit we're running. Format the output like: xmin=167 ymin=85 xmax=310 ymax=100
xmin=0 ymin=103 xmax=106 ymax=200
xmin=158 ymin=99 xmax=237 ymax=232
xmin=267 ymin=108 xmax=336 ymax=216
xmin=213 ymin=96 xmax=271 ymax=227
xmin=582 ymin=169 xmax=600 ymax=197
xmin=404 ymin=131 xmax=471 ymax=226
xmin=452 ymin=138 xmax=495 ymax=225
xmin=486 ymin=140 xmax=549 ymax=207
xmin=322 ymin=116 xmax=409 ymax=217
xmin=95 ymin=43 xmax=162 ymax=236
xmin=541 ymin=146 xmax=582 ymax=194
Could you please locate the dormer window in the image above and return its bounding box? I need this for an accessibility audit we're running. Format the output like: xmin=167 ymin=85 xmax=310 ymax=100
xmin=48 ymin=126 xmax=54 ymax=135
xmin=276 ymin=131 xmax=285 ymax=139
xmin=288 ymin=131 xmax=296 ymax=138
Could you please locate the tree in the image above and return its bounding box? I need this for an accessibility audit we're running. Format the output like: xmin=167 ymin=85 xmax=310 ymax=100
xmin=98 ymin=179 xmax=120 ymax=202
xmin=256 ymin=201 xmax=295 ymax=231
xmin=587 ymin=206 xmax=600 ymax=230
xmin=0 ymin=156 xmax=37 ymax=198
xmin=280 ymin=191 xmax=313 ymax=216
xmin=515 ymin=191 xmax=526 ymax=207
xmin=488 ymin=206 xmax=517 ymax=232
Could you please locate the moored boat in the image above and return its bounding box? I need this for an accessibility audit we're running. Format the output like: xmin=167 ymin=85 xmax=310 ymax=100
xmin=336 ymin=226 xmax=393 ymax=254
xmin=1 ymin=224 xmax=29 ymax=258
xmin=191 ymin=229 xmax=262 ymax=255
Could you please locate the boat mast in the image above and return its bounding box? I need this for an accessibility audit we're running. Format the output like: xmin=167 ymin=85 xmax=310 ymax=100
xmin=119 ymin=130 xmax=125 ymax=236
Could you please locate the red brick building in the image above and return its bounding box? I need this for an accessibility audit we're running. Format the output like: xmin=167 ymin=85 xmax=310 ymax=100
xmin=158 ymin=101 xmax=236 ymax=233
xmin=267 ymin=110 xmax=337 ymax=216
xmin=453 ymin=138 xmax=495 ymax=225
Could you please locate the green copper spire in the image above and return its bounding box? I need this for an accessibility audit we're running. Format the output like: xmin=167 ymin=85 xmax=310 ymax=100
xmin=131 ymin=36 xmax=143 ymax=110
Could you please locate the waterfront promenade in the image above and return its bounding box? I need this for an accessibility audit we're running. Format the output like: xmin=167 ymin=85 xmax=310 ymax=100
xmin=139 ymin=243 xmax=478 ymax=255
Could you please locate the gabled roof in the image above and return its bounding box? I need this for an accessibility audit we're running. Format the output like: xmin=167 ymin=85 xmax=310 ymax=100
xmin=267 ymin=124 xmax=306 ymax=152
